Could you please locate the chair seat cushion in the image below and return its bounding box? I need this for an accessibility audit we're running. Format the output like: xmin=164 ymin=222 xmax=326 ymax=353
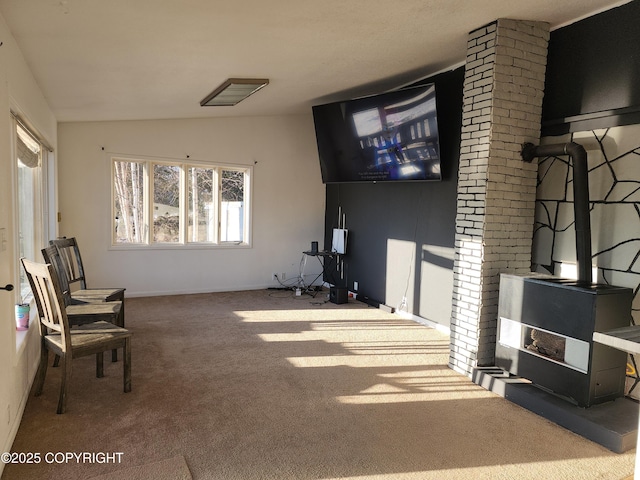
xmin=71 ymin=288 xmax=125 ymax=302
xmin=66 ymin=301 xmax=121 ymax=316
xmin=66 ymin=300 xmax=123 ymax=328
xmin=45 ymin=321 xmax=131 ymax=357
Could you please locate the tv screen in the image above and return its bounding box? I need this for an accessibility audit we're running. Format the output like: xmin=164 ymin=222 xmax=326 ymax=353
xmin=312 ymin=84 xmax=441 ymax=183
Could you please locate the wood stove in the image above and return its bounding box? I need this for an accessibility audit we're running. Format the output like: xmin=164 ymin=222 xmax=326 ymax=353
xmin=495 ymin=142 xmax=634 ymax=407
xmin=495 ymin=273 xmax=632 ymax=407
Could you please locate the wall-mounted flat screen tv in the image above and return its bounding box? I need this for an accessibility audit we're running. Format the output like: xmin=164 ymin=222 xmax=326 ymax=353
xmin=312 ymin=83 xmax=441 ymax=183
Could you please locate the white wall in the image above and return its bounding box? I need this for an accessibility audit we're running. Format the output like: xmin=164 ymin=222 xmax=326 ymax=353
xmin=0 ymin=12 xmax=57 ymax=475
xmin=57 ymin=115 xmax=325 ymax=296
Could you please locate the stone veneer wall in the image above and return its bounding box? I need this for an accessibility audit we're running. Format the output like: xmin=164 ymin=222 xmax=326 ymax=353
xmin=449 ymin=19 xmax=550 ymax=375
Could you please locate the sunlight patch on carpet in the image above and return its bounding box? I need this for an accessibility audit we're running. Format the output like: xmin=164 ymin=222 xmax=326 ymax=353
xmin=286 ymin=355 xmax=431 ymax=368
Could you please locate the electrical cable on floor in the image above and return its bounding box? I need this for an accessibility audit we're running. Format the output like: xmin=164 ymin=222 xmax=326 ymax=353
xmin=298 ymin=254 xmax=309 ymax=289
xmin=272 ymin=273 xmax=299 ymax=290
xmin=268 ymin=253 xmax=326 ymax=301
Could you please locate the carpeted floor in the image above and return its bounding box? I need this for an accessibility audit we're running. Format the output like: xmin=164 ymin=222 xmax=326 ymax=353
xmin=87 ymin=455 xmax=192 ymax=480
xmin=2 ymin=289 xmax=636 ymax=479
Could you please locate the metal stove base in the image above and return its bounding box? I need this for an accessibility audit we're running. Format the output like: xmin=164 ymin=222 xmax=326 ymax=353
xmin=472 ymin=367 xmax=638 ymax=453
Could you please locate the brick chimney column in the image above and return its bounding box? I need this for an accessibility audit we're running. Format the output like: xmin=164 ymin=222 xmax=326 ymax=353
xmin=449 ymin=19 xmax=550 ymax=375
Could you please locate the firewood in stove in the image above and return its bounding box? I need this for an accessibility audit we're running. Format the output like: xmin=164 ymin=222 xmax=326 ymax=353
xmin=527 ymin=329 xmax=566 ymax=363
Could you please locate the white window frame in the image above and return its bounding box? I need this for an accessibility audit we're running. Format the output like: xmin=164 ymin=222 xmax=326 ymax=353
xmin=10 ymin=112 xmax=53 ymax=354
xmin=110 ymin=156 xmax=252 ymax=248
xmin=13 ymin=116 xmax=49 ymax=303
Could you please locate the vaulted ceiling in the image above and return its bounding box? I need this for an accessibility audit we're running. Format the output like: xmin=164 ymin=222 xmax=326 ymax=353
xmin=0 ymin=0 xmax=630 ymax=122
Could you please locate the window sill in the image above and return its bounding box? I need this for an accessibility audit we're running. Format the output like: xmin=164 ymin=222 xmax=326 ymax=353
xmin=108 ymin=242 xmax=252 ymax=251
xmin=14 ymin=299 xmax=36 ymax=360
xmin=15 ymin=321 xmax=34 ymax=358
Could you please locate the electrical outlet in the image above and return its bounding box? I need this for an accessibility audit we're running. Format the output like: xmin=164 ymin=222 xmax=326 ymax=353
xmin=354 ymin=281 xmax=359 ymax=291
xmin=281 ymin=273 xmax=286 ymax=281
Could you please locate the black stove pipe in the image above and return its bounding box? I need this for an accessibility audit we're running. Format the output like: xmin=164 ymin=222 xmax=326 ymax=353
xmin=521 ymin=142 xmax=592 ymax=283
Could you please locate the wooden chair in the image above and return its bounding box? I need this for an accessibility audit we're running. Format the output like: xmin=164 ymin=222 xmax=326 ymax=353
xmin=41 ymin=246 xmax=123 ymax=323
xmin=49 ymin=237 xmax=126 ymax=322
xmin=42 ymin=245 xmax=123 ymax=363
xmin=21 ymin=258 xmax=131 ymax=414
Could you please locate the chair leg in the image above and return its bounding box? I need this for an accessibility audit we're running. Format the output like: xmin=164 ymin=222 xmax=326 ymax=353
xmin=34 ymin=346 xmax=49 ymax=397
xmin=118 ymin=300 xmax=125 ymax=328
xmin=57 ymin=355 xmax=72 ymax=414
xmin=52 ymin=354 xmax=60 ymax=367
xmin=96 ymin=352 xmax=104 ymax=378
xmin=123 ymin=337 xmax=131 ymax=393
xmin=112 ymin=303 xmax=124 ymax=362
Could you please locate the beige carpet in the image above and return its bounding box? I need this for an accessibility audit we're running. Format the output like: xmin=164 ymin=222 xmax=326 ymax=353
xmin=2 ymin=289 xmax=636 ymax=479
xmin=87 ymin=455 xmax=191 ymax=480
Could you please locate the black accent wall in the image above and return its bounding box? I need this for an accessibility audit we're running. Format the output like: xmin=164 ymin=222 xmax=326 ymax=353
xmin=324 ymin=67 xmax=463 ymax=322
xmin=542 ymin=1 xmax=640 ymax=135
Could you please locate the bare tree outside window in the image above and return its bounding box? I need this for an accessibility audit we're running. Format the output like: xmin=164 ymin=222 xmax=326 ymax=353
xmin=188 ymin=167 xmax=215 ymax=242
xmin=153 ymin=164 xmax=180 ymax=243
xmin=114 ymin=160 xmax=145 ymax=243
xmin=113 ymin=159 xmax=249 ymax=246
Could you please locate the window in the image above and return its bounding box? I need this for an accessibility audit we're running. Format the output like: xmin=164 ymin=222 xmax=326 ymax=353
xmin=15 ymin=121 xmax=45 ymax=301
xmin=153 ymin=164 xmax=181 ymax=243
xmin=187 ymin=166 xmax=216 ymax=243
xmin=220 ymin=170 xmax=245 ymax=242
xmin=113 ymin=160 xmax=145 ymax=243
xmin=112 ymin=157 xmax=250 ymax=247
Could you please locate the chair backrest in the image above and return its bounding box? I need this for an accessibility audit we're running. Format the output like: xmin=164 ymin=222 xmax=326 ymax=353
xmin=41 ymin=245 xmax=74 ymax=306
xmin=50 ymin=237 xmax=87 ymax=290
xmin=21 ymin=258 xmax=71 ymax=353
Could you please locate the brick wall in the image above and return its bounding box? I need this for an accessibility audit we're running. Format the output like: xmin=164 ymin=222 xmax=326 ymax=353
xmin=449 ymin=19 xmax=550 ymax=375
